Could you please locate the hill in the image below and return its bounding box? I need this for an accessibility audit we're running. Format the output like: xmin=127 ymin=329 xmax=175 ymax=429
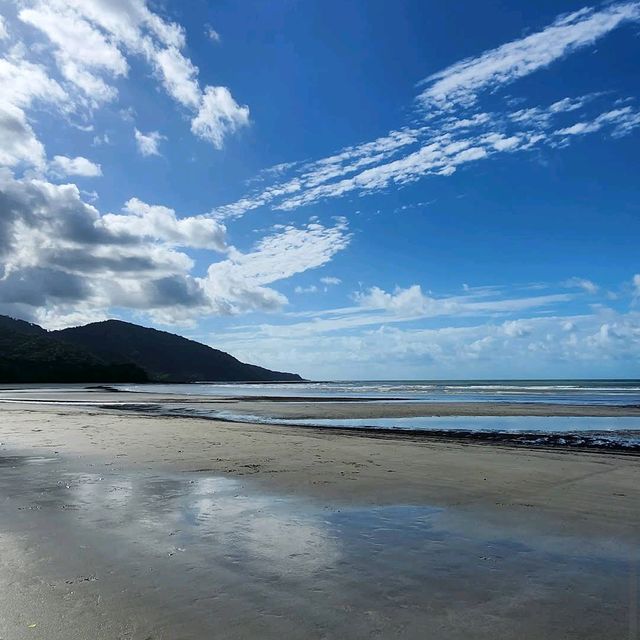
xmin=52 ymin=319 xmax=302 ymax=382
xmin=0 ymin=316 xmax=148 ymax=383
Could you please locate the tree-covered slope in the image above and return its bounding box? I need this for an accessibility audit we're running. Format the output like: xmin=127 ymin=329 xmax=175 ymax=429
xmin=53 ymin=319 xmax=301 ymax=382
xmin=0 ymin=316 xmax=148 ymax=383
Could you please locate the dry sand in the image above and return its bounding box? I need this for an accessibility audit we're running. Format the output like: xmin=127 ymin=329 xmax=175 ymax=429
xmin=0 ymin=395 xmax=638 ymax=639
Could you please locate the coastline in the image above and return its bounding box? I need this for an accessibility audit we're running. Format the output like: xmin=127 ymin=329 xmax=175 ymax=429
xmin=2 ymin=386 xmax=640 ymax=452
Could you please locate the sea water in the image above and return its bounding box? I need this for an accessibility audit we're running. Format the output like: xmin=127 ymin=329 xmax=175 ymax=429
xmin=120 ymin=379 xmax=640 ymax=405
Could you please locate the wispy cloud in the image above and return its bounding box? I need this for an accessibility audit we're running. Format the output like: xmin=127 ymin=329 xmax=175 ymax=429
xmin=225 ymin=284 xmax=575 ymax=339
xmin=563 ymin=277 xmax=599 ymax=294
xmin=213 ymin=96 xmax=640 ymax=217
xmin=210 ymin=2 xmax=640 ymax=220
xmin=417 ymin=4 xmax=640 ymax=111
xmin=202 ymin=218 xmax=351 ymax=314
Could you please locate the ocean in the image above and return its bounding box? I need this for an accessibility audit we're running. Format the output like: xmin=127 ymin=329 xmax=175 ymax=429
xmin=119 ymin=379 xmax=640 ymax=405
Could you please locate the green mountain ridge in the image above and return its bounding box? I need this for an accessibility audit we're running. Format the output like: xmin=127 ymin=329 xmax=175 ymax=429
xmin=0 ymin=316 xmax=301 ymax=383
xmin=0 ymin=316 xmax=148 ymax=383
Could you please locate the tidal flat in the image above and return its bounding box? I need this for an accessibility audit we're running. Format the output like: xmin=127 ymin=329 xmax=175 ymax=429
xmin=0 ymin=394 xmax=638 ymax=638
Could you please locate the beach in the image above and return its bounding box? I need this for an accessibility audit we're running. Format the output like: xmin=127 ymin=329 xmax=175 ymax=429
xmin=0 ymin=389 xmax=638 ymax=639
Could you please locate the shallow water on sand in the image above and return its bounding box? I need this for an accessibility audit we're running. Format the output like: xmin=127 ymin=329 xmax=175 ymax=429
xmin=0 ymin=454 xmax=637 ymax=639
xmin=149 ymin=406 xmax=640 ymax=448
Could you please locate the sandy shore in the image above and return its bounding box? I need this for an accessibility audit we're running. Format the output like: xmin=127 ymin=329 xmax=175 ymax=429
xmin=0 ymin=398 xmax=639 ymax=638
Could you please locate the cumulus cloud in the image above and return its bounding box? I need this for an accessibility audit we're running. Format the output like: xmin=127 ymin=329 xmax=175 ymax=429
xmin=103 ymin=198 xmax=227 ymax=251
xmin=0 ymin=52 xmax=69 ymax=169
xmin=0 ymin=170 xmax=205 ymax=322
xmin=191 ymin=86 xmax=249 ymax=149
xmin=0 ymin=170 xmax=349 ymax=325
xmin=134 ymin=128 xmax=165 ymax=156
xmin=0 ymin=102 xmax=46 ymax=169
xmin=50 ymin=155 xmax=102 ymax=177
xmin=0 ymin=15 xmax=8 ymax=40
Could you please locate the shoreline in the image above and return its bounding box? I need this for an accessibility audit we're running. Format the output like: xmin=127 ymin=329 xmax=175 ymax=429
xmin=2 ymin=386 xmax=640 ymax=453
xmin=2 ymin=389 xmax=640 ymax=415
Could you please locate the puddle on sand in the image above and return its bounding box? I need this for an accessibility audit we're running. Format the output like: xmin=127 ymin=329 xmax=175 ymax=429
xmin=0 ymin=454 xmax=637 ymax=640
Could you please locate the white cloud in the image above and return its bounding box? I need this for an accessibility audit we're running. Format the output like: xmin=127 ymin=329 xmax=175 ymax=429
xmin=134 ymin=128 xmax=165 ymax=156
xmin=0 ymin=102 xmax=46 ymax=168
xmin=248 ymin=284 xmax=573 ymax=340
xmin=294 ymin=285 xmax=318 ymax=294
xmin=295 ymin=277 xmax=341 ymax=295
xmin=206 ymin=26 xmax=221 ymax=43
xmin=151 ymin=45 xmax=200 ymax=109
xmin=19 ymin=3 xmax=128 ymax=104
xmin=350 ymin=284 xmax=570 ymax=326
xmin=417 ymin=3 xmax=640 ymax=111
xmin=203 ymin=219 xmax=351 ymax=314
xmin=0 ymin=15 xmax=9 ymax=40
xmin=0 ymin=171 xmax=205 ymax=324
xmin=92 ymin=133 xmax=110 ymax=146
xmin=633 ymin=274 xmax=640 ymax=298
xmin=207 ymin=3 xmax=640 ymax=219
xmin=0 ymin=170 xmax=350 ymax=326
xmin=16 ymin=0 xmax=249 ymax=148
xmin=212 ymin=308 xmax=640 ymax=380
xmin=0 ymin=52 xmax=70 ymax=168
xmin=191 ymin=86 xmax=250 ymax=149
xmin=555 ymin=106 xmax=640 ymax=138
xmin=501 ymin=319 xmax=531 ymax=338
xmin=563 ymin=277 xmax=599 ymax=294
xmin=0 ymin=17 xmax=97 ymax=173
xmin=213 ymin=91 xmax=640 ymax=217
xmin=103 ymin=198 xmax=227 ymax=251
xmin=50 ymin=155 xmax=102 ymax=177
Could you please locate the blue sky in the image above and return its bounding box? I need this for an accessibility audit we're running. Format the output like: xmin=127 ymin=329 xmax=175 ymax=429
xmin=0 ymin=0 xmax=639 ymax=379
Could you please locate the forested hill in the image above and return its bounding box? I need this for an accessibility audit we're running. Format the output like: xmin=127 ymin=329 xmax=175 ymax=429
xmin=0 ymin=315 xmax=301 ymax=383
xmin=52 ymin=319 xmax=302 ymax=383
xmin=0 ymin=316 xmax=147 ymax=383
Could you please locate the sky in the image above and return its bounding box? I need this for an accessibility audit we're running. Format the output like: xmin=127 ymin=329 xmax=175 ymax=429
xmin=0 ymin=0 xmax=639 ymax=380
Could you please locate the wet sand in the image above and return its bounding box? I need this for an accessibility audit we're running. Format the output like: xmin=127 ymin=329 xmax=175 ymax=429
xmin=0 ymin=395 xmax=639 ymax=638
